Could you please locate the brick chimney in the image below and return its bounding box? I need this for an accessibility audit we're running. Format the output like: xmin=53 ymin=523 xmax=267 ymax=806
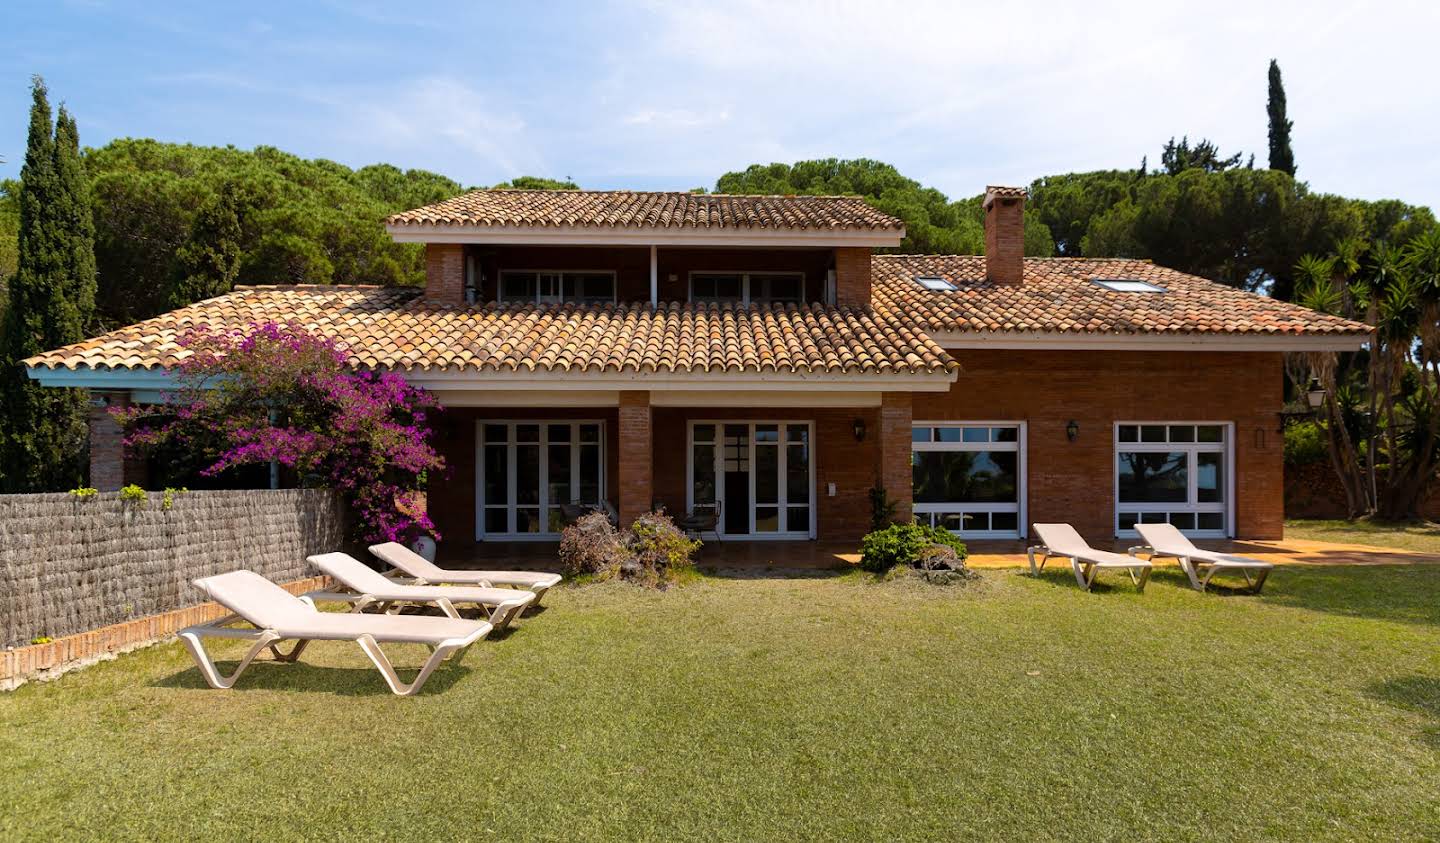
xmin=983 ymin=186 xmax=1027 ymax=285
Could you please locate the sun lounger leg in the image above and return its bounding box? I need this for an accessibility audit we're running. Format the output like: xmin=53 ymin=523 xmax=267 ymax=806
xmin=1073 ymin=558 xmax=1096 ymax=590
xmin=1249 ymin=568 xmax=1270 ymax=594
xmin=1027 ymin=547 xmax=1051 ymax=576
xmin=355 ymin=634 xmax=459 ymax=697
xmin=267 ymin=639 xmax=310 ymax=663
xmin=1136 ymin=565 xmax=1150 ymax=593
xmin=180 ymin=629 xmax=282 ymax=690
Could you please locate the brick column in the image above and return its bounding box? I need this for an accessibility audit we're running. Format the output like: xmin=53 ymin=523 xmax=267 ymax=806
xmin=834 ymin=246 xmax=872 ymax=308
xmin=618 ymin=391 xmax=653 ymax=527
xmin=424 ymin=243 xmax=466 ymax=305
xmin=879 ymin=391 xmax=913 ymax=525
xmin=88 ymin=391 xmax=129 ymax=491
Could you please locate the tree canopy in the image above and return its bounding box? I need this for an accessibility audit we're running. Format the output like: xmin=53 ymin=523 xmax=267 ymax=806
xmin=1268 ymin=59 xmax=1297 ymax=176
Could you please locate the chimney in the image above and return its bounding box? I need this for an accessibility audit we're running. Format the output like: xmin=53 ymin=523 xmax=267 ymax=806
xmin=983 ymin=186 xmax=1026 ymax=285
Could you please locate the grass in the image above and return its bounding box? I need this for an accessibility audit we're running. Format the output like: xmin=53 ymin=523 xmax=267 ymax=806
xmin=1286 ymin=518 xmax=1440 ymax=555
xmin=4 ymin=564 xmax=1440 ymax=841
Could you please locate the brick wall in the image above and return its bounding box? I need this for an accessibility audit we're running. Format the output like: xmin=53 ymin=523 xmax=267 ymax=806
xmin=984 ymin=195 xmax=1024 ymax=285
xmin=617 ymin=391 xmax=653 ymax=526
xmin=913 ymin=349 xmax=1285 ymax=542
xmin=88 ymin=393 xmax=127 ymax=491
xmin=879 ymin=392 xmax=913 ymax=523
xmin=424 ymin=242 xmax=466 ymax=305
xmin=834 ymin=247 xmax=873 ymax=308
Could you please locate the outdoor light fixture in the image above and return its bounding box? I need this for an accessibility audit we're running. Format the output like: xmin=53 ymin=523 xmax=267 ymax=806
xmin=1278 ymin=377 xmax=1328 ymax=431
xmin=853 ymin=418 xmax=866 ymax=442
xmin=1066 ymin=420 xmax=1079 ymax=442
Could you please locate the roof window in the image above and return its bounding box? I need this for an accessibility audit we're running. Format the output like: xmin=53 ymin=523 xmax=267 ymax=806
xmin=1092 ymin=278 xmax=1166 ymax=293
xmin=915 ymin=276 xmax=958 ymax=292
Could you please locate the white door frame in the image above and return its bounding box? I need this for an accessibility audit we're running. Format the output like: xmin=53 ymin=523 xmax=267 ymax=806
xmin=686 ymin=420 xmax=817 ymax=540
xmin=910 ymin=420 xmax=1028 ymax=539
xmin=1112 ymin=421 xmax=1235 ymax=539
xmin=475 ymin=419 xmax=606 ymax=541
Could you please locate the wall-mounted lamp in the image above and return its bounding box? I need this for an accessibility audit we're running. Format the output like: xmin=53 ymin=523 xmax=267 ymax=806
xmin=1066 ymin=419 xmax=1079 ymax=442
xmin=853 ymin=418 xmax=866 ymax=442
xmin=1278 ymin=377 xmax=1327 ymax=432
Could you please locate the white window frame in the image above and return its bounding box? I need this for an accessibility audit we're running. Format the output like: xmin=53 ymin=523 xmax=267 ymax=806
xmin=497 ymin=269 xmax=618 ymax=305
xmin=1113 ymin=421 xmax=1235 ymax=539
xmin=685 ymin=420 xmax=816 ymax=540
xmin=475 ymin=420 xmax=606 ymax=541
xmin=911 ymin=421 xmax=1027 ymax=539
xmin=687 ymin=271 xmax=806 ymax=305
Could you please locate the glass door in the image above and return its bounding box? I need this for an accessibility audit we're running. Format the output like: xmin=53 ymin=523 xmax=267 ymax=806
xmin=689 ymin=421 xmax=813 ymax=539
xmin=477 ymin=420 xmax=605 ymax=540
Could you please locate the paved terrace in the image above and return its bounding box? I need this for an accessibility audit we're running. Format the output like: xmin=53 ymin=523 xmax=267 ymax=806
xmin=444 ymin=536 xmax=1439 ymax=573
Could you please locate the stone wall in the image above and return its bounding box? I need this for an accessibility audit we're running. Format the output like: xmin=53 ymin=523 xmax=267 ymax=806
xmin=0 ymin=489 xmax=347 ymax=649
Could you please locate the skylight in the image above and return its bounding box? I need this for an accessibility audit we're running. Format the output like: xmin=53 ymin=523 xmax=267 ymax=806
xmin=1092 ymin=278 xmax=1166 ymax=293
xmin=915 ymin=276 xmax=957 ymax=292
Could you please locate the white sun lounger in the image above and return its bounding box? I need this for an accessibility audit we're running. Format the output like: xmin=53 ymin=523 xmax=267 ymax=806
xmin=306 ymin=552 xmax=534 ymax=630
xmin=368 ymin=541 xmax=562 ymax=607
xmin=179 ymin=570 xmax=491 ymax=696
xmin=1028 ymin=523 xmax=1152 ymax=592
xmin=1131 ymin=523 xmax=1274 ymax=594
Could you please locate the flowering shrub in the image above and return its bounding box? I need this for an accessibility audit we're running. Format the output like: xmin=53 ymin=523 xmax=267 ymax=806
xmin=558 ymin=510 xmax=627 ymax=579
xmin=116 ymin=321 xmax=443 ymax=544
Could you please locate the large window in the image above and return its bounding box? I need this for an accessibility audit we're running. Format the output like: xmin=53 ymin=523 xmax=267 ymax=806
xmin=1115 ymin=423 xmax=1231 ymax=537
xmin=911 ymin=423 xmax=1025 ymax=538
xmin=477 ymin=421 xmax=604 ymax=539
xmin=690 ymin=272 xmax=805 ymax=305
xmin=498 ymin=271 xmax=616 ymax=305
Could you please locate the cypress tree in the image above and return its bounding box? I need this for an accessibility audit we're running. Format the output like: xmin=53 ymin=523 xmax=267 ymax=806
xmin=53 ymin=106 xmax=97 ymax=335
xmin=0 ymin=77 xmax=90 ymax=491
xmin=1267 ymin=59 xmax=1296 ymax=176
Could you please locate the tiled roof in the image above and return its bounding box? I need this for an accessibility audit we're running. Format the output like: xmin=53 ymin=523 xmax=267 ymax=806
xmin=24 ymin=286 xmax=956 ymax=377
xmin=872 ymin=256 xmax=1371 ymax=337
xmin=386 ymin=190 xmax=904 ymax=232
xmin=984 ymin=185 xmax=1028 ymax=201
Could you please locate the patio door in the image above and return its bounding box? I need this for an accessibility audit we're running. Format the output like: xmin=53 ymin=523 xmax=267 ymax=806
xmin=476 ymin=421 xmax=604 ymax=540
xmin=688 ymin=421 xmax=814 ymax=539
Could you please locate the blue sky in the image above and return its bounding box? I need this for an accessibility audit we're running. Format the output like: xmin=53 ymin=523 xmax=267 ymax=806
xmin=3 ymin=1 xmax=1437 ymax=209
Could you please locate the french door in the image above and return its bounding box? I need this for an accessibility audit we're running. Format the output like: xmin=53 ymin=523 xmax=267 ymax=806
xmin=688 ymin=421 xmax=815 ymax=539
xmin=476 ymin=421 xmax=605 ymax=540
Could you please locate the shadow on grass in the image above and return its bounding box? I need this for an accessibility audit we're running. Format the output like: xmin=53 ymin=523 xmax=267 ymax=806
xmin=1366 ymin=675 xmax=1440 ymax=749
xmin=1258 ymin=565 xmax=1440 ymax=627
xmin=1023 ymin=566 xmax=1153 ymax=595
xmin=152 ymin=658 xmax=475 ymax=696
xmin=698 ymin=564 xmax=856 ymax=581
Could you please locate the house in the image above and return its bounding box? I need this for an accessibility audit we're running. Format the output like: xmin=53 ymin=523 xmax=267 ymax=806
xmin=24 ymin=187 xmax=1370 ymax=546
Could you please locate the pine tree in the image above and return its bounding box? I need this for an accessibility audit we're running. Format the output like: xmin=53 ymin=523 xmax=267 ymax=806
xmin=167 ymin=179 xmax=245 ymax=308
xmin=1267 ymin=59 xmax=1296 ymax=176
xmin=0 ymin=77 xmax=90 ymax=492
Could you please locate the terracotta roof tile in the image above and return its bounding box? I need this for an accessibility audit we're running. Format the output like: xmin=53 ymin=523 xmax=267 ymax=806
xmin=386 ymin=190 xmax=904 ymax=232
xmin=25 ymin=285 xmax=955 ymax=377
xmin=873 ymin=256 xmax=1371 ymax=337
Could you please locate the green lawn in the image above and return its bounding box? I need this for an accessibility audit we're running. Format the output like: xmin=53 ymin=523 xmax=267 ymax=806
xmin=1286 ymin=518 xmax=1440 ymax=555
xmin=4 ymin=565 xmax=1440 ymax=841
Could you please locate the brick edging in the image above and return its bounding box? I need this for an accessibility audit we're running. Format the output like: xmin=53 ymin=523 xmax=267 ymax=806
xmin=0 ymin=575 xmax=331 ymax=692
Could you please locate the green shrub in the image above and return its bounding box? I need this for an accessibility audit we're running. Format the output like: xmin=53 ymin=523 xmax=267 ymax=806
xmin=626 ymin=510 xmax=702 ymax=587
xmin=860 ymin=523 xmax=968 ymax=574
xmin=1284 ymin=420 xmax=1328 ymax=465
xmin=68 ymin=487 xmax=98 ymax=499
xmin=118 ymin=485 xmax=148 ymax=507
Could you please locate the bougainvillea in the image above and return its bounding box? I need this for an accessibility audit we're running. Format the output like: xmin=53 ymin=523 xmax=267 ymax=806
xmin=115 ymin=321 xmax=444 ymax=543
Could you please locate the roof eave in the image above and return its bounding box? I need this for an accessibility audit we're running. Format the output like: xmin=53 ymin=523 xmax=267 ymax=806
xmin=385 ymin=223 xmax=904 ymax=248
xmin=928 ymin=329 xmax=1370 ymax=352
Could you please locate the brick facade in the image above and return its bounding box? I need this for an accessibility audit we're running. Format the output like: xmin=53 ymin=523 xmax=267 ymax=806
xmin=617 ymin=391 xmax=653 ymax=526
xmin=427 ymin=349 xmax=1283 ymax=547
xmin=912 ymin=349 xmax=1284 ymax=542
xmin=983 ymin=195 xmax=1024 ymax=285
xmin=834 ymin=246 xmax=873 ymax=308
xmin=424 ymin=242 xmax=466 ymax=305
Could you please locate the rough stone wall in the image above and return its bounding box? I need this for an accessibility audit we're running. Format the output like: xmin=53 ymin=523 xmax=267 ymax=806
xmin=0 ymin=489 xmax=346 ymax=648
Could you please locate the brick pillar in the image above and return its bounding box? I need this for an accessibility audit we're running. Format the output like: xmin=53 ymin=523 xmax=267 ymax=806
xmin=424 ymin=243 xmax=466 ymax=305
xmin=618 ymin=391 xmax=653 ymax=527
xmin=88 ymin=392 xmax=129 ymax=491
xmin=834 ymin=246 xmax=872 ymax=308
xmin=879 ymin=391 xmax=913 ymax=525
